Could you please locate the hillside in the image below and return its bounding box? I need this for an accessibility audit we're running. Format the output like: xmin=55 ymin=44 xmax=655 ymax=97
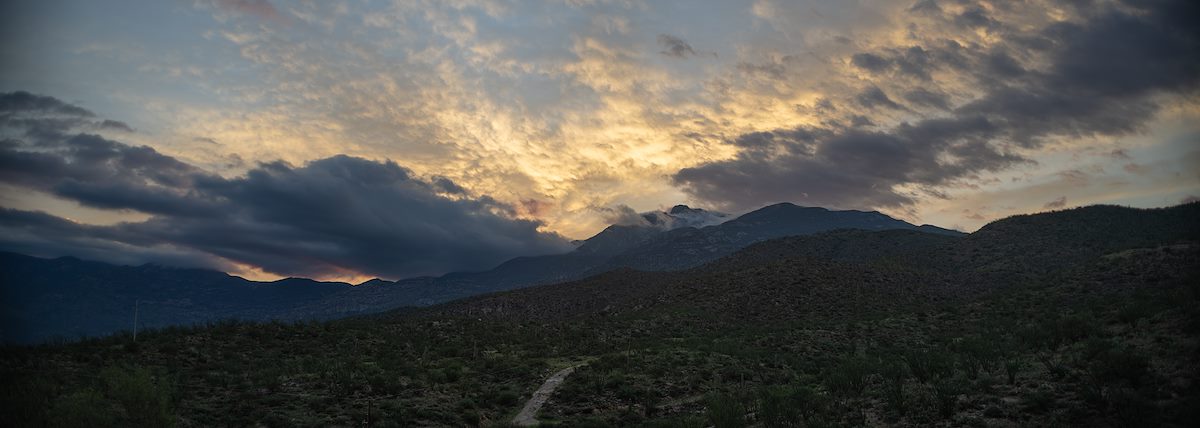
xmin=0 ymin=253 xmax=353 ymax=344
xmin=1 ymin=203 xmax=957 ymax=344
xmin=2 ymin=203 xmax=1197 ymax=427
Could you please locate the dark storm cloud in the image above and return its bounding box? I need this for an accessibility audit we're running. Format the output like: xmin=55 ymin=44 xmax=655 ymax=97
xmin=851 ymin=53 xmax=890 ymax=72
xmin=0 ymin=91 xmax=94 ymax=117
xmin=432 ymin=176 xmax=467 ymax=195
xmin=903 ymin=87 xmax=950 ymax=110
xmin=1 ymin=91 xmax=136 ymax=139
xmin=657 ymin=34 xmax=698 ymax=58
xmin=856 ymin=87 xmax=902 ymax=110
xmin=852 ymin=46 xmax=937 ymax=80
xmin=0 ymin=207 xmax=235 ymax=270
xmin=674 ymin=0 xmax=1200 ymax=211
xmin=982 ymin=50 xmax=1025 ymax=79
xmin=0 ymin=95 xmax=571 ymax=279
xmin=0 ymin=131 xmax=207 ymax=216
xmin=97 ymin=120 xmax=134 ymax=132
xmin=955 ymin=6 xmax=999 ymax=30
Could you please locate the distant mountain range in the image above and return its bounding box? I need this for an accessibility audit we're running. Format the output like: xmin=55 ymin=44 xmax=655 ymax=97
xmin=6 ymin=201 xmax=1197 ymax=426
xmin=1 ymin=202 xmax=962 ymax=343
xmin=427 ymin=201 xmax=1200 ymax=325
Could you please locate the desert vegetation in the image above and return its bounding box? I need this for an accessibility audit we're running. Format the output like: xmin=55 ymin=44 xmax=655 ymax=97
xmin=2 ymin=204 xmax=1198 ymax=426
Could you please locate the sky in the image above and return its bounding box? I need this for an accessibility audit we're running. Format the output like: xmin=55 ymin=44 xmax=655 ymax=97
xmin=1 ymin=0 xmax=1197 ymax=282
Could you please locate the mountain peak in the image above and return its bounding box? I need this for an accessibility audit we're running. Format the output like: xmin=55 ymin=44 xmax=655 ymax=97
xmin=669 ymin=204 xmax=694 ymax=214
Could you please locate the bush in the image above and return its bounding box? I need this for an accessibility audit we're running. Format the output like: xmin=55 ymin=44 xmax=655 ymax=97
xmin=705 ymin=393 xmax=746 ymax=428
xmin=98 ymin=366 xmax=174 ymax=427
xmin=953 ymin=336 xmax=999 ymax=380
xmin=756 ymin=385 xmax=828 ymax=427
xmin=638 ymin=415 xmax=706 ymax=428
xmin=1116 ymin=301 xmax=1153 ymax=326
xmin=1108 ymin=387 xmax=1158 ymax=428
xmin=459 ymin=409 xmax=480 ymax=427
xmin=496 ymin=389 xmax=520 ymax=407
xmin=904 ymin=349 xmax=954 ymax=384
xmin=1020 ymin=315 xmax=1100 ymax=379
xmin=879 ymin=360 xmax=908 ymax=416
xmin=49 ymin=390 xmax=118 ymax=428
xmin=932 ymin=376 xmax=965 ymax=419
xmin=1003 ymin=358 xmax=1023 ymax=385
xmin=1022 ymin=386 xmax=1055 ymax=414
xmin=825 ymin=357 xmax=871 ymax=400
xmin=1085 ymin=344 xmax=1150 ymax=388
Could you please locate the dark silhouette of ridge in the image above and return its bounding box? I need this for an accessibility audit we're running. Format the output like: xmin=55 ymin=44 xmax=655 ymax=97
xmin=3 ymin=201 xmax=974 ymax=343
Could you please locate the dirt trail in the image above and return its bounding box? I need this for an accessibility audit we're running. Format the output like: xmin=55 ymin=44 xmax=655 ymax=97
xmin=511 ymin=365 xmax=581 ymax=426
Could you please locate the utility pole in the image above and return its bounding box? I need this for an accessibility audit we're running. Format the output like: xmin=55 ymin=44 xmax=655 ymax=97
xmin=133 ymin=299 xmax=140 ymax=341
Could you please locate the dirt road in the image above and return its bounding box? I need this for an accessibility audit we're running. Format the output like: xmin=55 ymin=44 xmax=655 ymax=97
xmin=511 ymin=365 xmax=581 ymax=426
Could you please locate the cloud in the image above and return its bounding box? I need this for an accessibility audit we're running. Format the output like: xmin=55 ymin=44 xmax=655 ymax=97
xmin=737 ymin=60 xmax=789 ymax=80
xmin=851 ymin=46 xmax=938 ymax=80
xmin=595 ymin=204 xmax=647 ymax=226
xmin=1043 ymin=196 xmax=1067 ymax=209
xmin=210 ymin=0 xmax=284 ymax=22
xmin=0 ymin=91 xmax=95 ymax=117
xmin=856 ymin=86 xmax=902 ymax=110
xmin=0 ymin=94 xmax=570 ymax=280
xmin=851 ymin=52 xmax=890 ymax=72
xmin=657 ymin=34 xmax=698 ymax=58
xmin=593 ymin=204 xmax=726 ymax=230
xmin=674 ymin=0 xmax=1200 ymax=212
xmin=903 ymin=87 xmax=950 ymax=110
xmin=0 ymin=91 xmax=136 ymax=140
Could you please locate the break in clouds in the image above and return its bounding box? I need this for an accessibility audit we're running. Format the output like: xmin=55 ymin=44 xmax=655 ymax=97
xmin=676 ymin=0 xmax=1199 ymax=212
xmin=0 ymin=92 xmax=570 ymax=280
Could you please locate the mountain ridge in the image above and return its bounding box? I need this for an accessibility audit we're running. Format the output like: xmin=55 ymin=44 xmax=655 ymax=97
xmin=0 ymin=201 xmax=991 ymax=343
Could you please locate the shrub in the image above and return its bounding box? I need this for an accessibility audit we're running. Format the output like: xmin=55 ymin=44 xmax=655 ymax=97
xmin=98 ymin=366 xmax=174 ymax=427
xmin=879 ymin=360 xmax=908 ymax=416
xmin=1108 ymin=387 xmax=1158 ymax=428
xmin=459 ymin=409 xmax=480 ymax=427
xmin=932 ymin=376 xmax=965 ymax=419
xmin=757 ymin=386 xmax=800 ymax=427
xmin=904 ymin=349 xmax=954 ymax=384
xmin=1116 ymin=301 xmax=1153 ymax=326
xmin=705 ymin=393 xmax=747 ymax=428
xmin=496 ymin=389 xmax=520 ymax=407
xmin=1022 ymin=386 xmax=1056 ymax=414
xmin=638 ymin=415 xmax=706 ymax=428
xmin=825 ymin=357 xmax=872 ymax=400
xmin=49 ymin=389 xmax=118 ymax=427
xmin=1003 ymin=358 xmax=1023 ymax=385
xmin=1086 ymin=344 xmax=1150 ymax=388
xmin=953 ymin=336 xmax=999 ymax=380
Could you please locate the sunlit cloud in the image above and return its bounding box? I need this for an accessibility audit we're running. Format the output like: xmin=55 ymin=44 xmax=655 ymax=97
xmin=1 ymin=0 xmax=1197 ymax=279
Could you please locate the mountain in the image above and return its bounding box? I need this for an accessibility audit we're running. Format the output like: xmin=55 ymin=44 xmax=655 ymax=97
xmin=318 ymin=203 xmax=960 ymax=311
xmin=4 ymin=203 xmax=1196 ymax=427
xmin=431 ymin=202 xmax=1199 ymax=323
xmin=0 ymin=253 xmax=354 ymax=343
xmin=592 ymin=203 xmax=963 ymax=272
xmin=0 ymin=203 xmax=959 ymax=343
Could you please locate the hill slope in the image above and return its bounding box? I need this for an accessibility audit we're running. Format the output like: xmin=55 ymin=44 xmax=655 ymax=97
xmin=1 ymin=203 xmax=959 ymax=343
xmin=3 ymin=203 xmax=1196 ymax=427
xmin=0 ymin=253 xmax=352 ymax=343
